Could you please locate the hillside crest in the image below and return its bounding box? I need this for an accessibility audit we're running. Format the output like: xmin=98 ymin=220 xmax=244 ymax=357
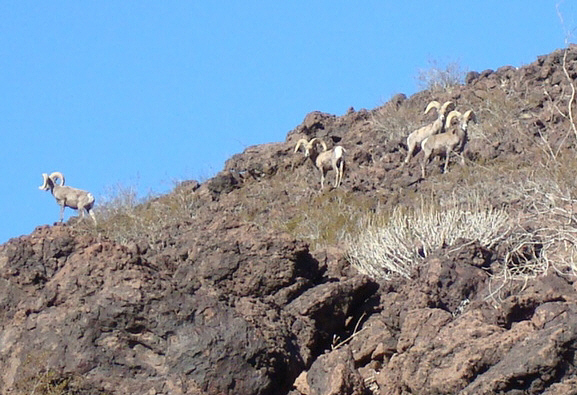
xmin=2 ymin=46 xmax=577 ymax=394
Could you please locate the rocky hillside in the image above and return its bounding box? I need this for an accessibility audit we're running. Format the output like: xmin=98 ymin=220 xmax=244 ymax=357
xmin=2 ymin=46 xmax=577 ymax=394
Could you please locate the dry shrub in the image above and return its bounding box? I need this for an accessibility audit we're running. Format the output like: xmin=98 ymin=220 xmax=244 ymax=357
xmin=276 ymin=188 xmax=378 ymax=250
xmin=345 ymin=197 xmax=510 ymax=280
xmin=78 ymin=182 xmax=199 ymax=249
xmin=455 ymin=85 xmax=536 ymax=152
xmin=224 ymin=172 xmax=380 ymax=250
xmin=345 ymin=151 xmax=577 ymax=283
xmin=416 ymin=58 xmax=466 ymax=93
xmin=369 ymin=100 xmax=422 ymax=145
xmin=11 ymin=352 xmax=88 ymax=395
xmin=13 ymin=370 xmax=71 ymax=395
xmin=482 ymin=161 xmax=577 ymax=303
xmin=504 ymin=157 xmax=577 ymax=277
xmin=461 ymin=156 xmax=577 ymax=283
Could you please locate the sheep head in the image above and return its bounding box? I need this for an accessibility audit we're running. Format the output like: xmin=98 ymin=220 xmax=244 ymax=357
xmin=309 ymin=138 xmax=328 ymax=152
xmin=445 ymin=110 xmax=476 ymax=131
xmin=424 ymin=100 xmax=453 ymax=116
xmin=294 ymin=138 xmax=311 ymax=156
xmin=294 ymin=138 xmax=328 ymax=157
xmin=39 ymin=172 xmax=65 ymax=191
xmin=445 ymin=110 xmax=462 ymax=129
xmin=39 ymin=173 xmax=51 ymax=191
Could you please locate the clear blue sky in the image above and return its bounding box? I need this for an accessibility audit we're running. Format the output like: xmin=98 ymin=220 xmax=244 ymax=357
xmin=0 ymin=1 xmax=574 ymax=244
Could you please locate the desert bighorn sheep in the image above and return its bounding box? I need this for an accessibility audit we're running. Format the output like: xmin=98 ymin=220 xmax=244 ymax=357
xmin=420 ymin=109 xmax=475 ymax=178
xmin=403 ymin=100 xmax=454 ymax=165
xmin=39 ymin=171 xmax=97 ymax=224
xmin=294 ymin=137 xmax=346 ymax=190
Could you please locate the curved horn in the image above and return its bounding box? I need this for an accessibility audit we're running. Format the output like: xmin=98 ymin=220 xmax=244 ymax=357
xmin=440 ymin=101 xmax=454 ymax=114
xmin=38 ymin=173 xmax=50 ymax=190
xmin=424 ymin=100 xmax=441 ymax=114
xmin=48 ymin=171 xmax=65 ymax=186
xmin=445 ymin=110 xmax=462 ymax=129
xmin=294 ymin=138 xmax=309 ymax=153
xmin=309 ymin=138 xmax=328 ymax=152
xmin=463 ymin=109 xmax=476 ymax=124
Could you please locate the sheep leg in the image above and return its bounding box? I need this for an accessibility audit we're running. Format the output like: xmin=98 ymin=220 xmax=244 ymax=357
xmin=421 ymin=151 xmax=432 ymax=178
xmin=403 ymin=143 xmax=415 ymax=165
xmin=88 ymin=209 xmax=97 ymax=225
xmin=334 ymin=165 xmax=340 ymax=188
xmin=421 ymin=158 xmax=427 ymax=178
xmin=336 ymin=162 xmax=343 ymax=187
xmin=443 ymin=152 xmax=451 ymax=173
xmin=59 ymin=204 xmax=65 ymax=222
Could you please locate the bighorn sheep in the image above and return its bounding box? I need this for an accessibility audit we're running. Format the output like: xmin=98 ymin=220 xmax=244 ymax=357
xmin=420 ymin=109 xmax=475 ymax=178
xmin=39 ymin=171 xmax=97 ymax=224
xmin=294 ymin=137 xmax=346 ymax=189
xmin=403 ymin=100 xmax=454 ymax=165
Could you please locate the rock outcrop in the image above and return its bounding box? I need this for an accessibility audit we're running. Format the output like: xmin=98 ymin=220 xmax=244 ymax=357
xmin=2 ymin=46 xmax=577 ymax=394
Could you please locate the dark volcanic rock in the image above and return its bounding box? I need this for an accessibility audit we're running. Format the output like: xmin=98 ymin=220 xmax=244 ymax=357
xmin=307 ymin=347 xmax=366 ymax=395
xmin=4 ymin=46 xmax=577 ymax=395
xmin=0 ymin=223 xmax=377 ymax=394
xmin=370 ymin=261 xmax=577 ymax=395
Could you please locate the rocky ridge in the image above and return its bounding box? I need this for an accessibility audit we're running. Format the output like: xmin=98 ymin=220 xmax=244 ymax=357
xmin=2 ymin=46 xmax=577 ymax=394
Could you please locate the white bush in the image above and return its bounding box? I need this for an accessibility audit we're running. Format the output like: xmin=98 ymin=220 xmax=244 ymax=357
xmin=345 ymin=204 xmax=510 ymax=280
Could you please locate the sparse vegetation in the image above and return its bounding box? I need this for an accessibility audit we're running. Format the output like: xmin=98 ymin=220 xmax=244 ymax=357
xmin=8 ymin=39 xmax=577 ymax=395
xmin=369 ymin=99 xmax=423 ymax=144
xmin=346 ymin=150 xmax=577 ymax=284
xmin=276 ymin=189 xmax=377 ymax=250
xmin=75 ymin=181 xmax=199 ymax=250
xmin=66 ymin=45 xmax=577 ymax=289
xmin=11 ymin=352 xmax=101 ymax=395
xmin=228 ymin=176 xmax=380 ymax=250
xmin=345 ymin=197 xmax=510 ymax=279
xmin=13 ymin=369 xmax=71 ymax=395
xmin=417 ymin=58 xmax=467 ymax=92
